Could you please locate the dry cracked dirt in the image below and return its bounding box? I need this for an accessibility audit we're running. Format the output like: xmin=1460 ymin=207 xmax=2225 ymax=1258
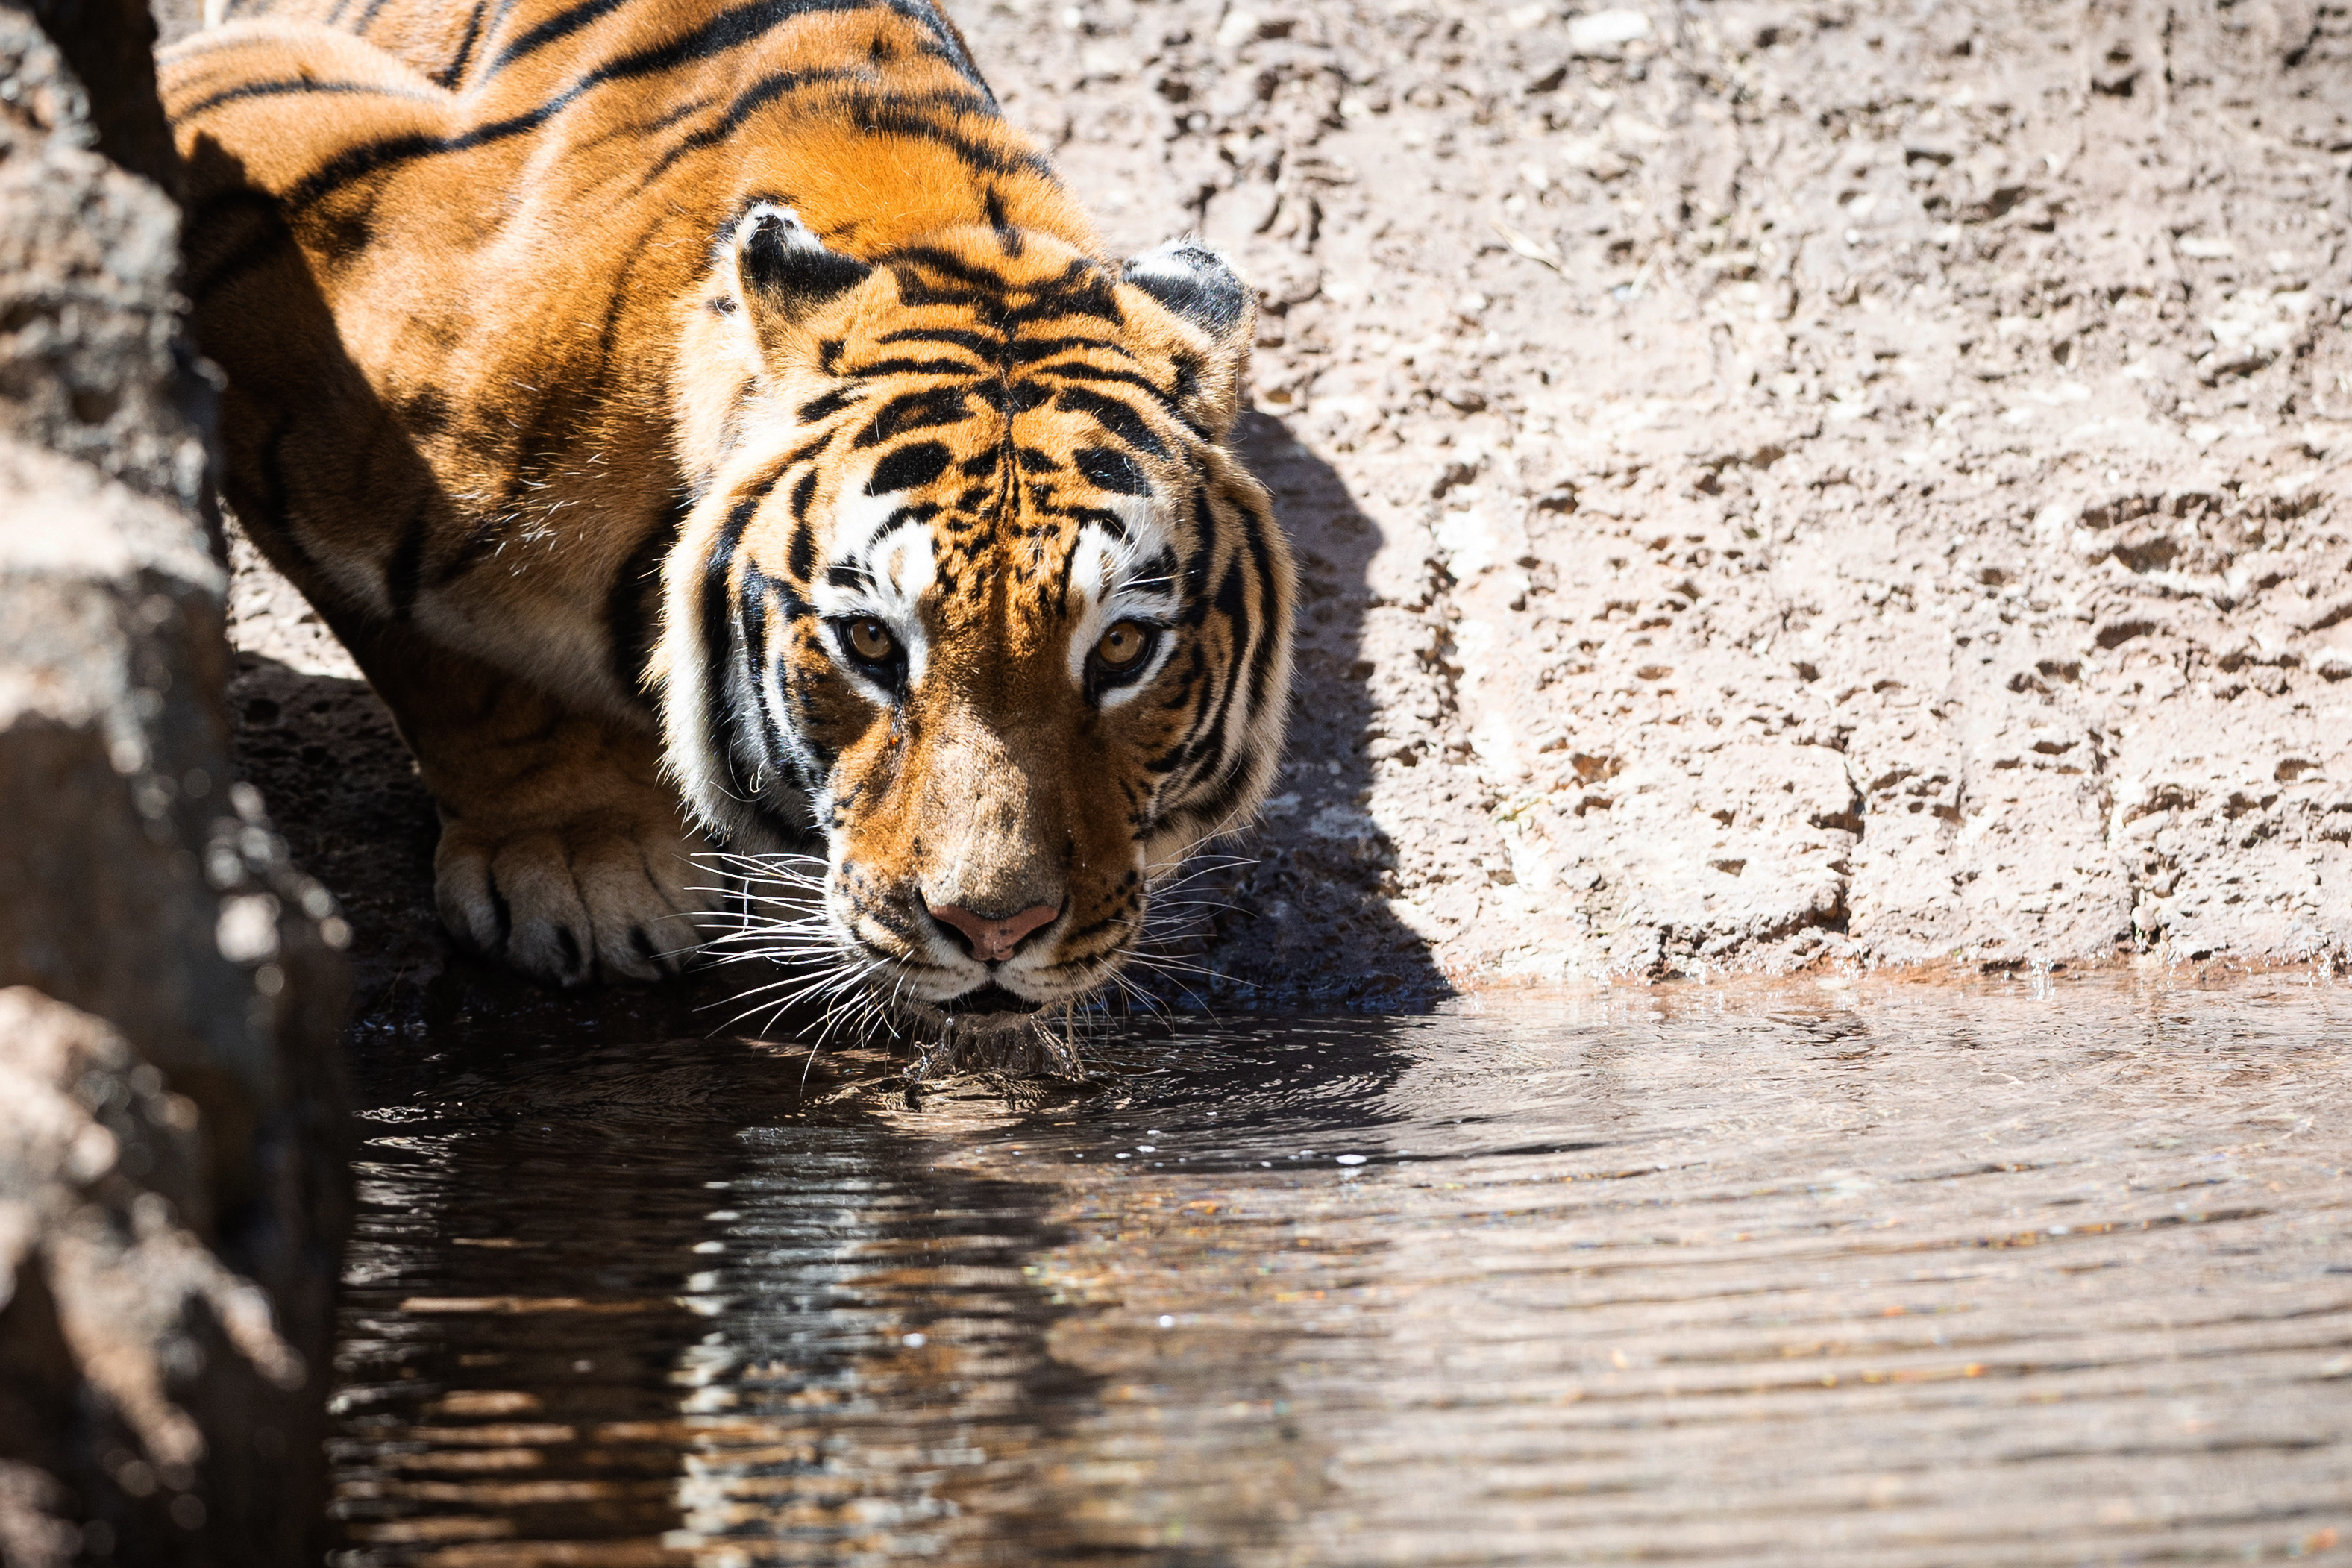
xmin=189 ymin=0 xmax=2352 ymax=1009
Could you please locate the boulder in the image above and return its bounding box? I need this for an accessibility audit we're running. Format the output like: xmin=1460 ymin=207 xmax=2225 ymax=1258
xmin=0 ymin=4 xmax=351 ymax=1564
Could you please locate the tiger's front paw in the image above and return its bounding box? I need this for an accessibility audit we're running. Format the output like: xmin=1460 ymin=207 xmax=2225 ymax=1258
xmin=433 ymin=803 xmax=712 ymax=987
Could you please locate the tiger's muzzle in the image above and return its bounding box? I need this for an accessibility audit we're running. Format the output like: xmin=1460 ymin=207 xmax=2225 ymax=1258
xmin=823 ymin=677 xmax=1141 ymax=1019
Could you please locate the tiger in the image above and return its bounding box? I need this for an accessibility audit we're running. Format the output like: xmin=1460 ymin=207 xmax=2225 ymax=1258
xmin=159 ymin=0 xmax=1296 ymax=1021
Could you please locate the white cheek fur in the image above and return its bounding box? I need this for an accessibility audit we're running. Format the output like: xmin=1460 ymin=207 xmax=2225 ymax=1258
xmin=806 ymin=491 xmax=937 ymax=694
xmin=1066 ymin=501 xmax=1181 ymax=705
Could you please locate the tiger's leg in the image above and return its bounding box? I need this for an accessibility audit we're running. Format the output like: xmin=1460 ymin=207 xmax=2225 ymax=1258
xmin=343 ymin=621 xmax=714 ymax=988
xmin=167 ymin=25 xmax=711 ymax=985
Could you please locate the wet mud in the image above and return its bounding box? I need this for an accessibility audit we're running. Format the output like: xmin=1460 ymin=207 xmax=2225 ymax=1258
xmin=331 ymin=972 xmax=2351 ymax=1565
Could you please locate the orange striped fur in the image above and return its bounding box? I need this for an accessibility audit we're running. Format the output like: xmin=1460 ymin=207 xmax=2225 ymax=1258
xmin=162 ymin=0 xmax=1294 ymax=1014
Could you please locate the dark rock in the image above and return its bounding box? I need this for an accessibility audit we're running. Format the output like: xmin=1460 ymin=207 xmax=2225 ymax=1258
xmin=0 ymin=4 xmax=351 ymax=1563
xmin=17 ymin=0 xmax=175 ymax=189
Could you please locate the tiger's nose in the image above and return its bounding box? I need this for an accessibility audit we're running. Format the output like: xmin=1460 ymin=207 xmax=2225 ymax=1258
xmin=926 ymin=901 xmax=1061 ymax=962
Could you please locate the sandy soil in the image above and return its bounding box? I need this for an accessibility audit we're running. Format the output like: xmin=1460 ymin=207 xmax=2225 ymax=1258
xmin=175 ymin=0 xmax=2352 ymax=1005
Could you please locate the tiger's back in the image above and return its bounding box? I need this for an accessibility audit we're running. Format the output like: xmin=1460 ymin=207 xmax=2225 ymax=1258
xmin=173 ymin=0 xmax=1091 ymax=719
xmin=163 ymin=0 xmax=1294 ymax=1007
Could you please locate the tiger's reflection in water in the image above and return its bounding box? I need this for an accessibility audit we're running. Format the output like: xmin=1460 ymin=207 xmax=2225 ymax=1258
xmin=329 ymin=1027 xmax=1393 ymax=1564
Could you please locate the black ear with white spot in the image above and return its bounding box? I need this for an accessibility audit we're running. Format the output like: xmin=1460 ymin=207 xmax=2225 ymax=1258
xmin=1122 ymin=239 xmax=1254 ymax=436
xmin=731 ymin=202 xmax=871 ymax=336
xmin=1122 ymin=239 xmax=1253 ymax=346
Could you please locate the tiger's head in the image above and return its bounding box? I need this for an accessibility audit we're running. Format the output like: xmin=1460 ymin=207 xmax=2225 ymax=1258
xmin=659 ymin=205 xmax=1294 ymax=1021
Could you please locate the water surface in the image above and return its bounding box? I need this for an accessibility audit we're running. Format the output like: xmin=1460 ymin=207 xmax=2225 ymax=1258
xmin=331 ymin=973 xmax=2352 ymax=1565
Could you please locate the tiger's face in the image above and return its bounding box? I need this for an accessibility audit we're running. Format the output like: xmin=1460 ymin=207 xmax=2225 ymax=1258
xmin=660 ymin=207 xmax=1293 ymax=1018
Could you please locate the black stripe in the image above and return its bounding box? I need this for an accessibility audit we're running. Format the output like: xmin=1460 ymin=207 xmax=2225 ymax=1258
xmin=1054 ymin=385 xmax=1167 ymax=460
xmin=974 ymin=380 xmax=1053 ymax=417
xmin=638 ymin=76 xmax=995 ymax=188
xmin=700 ymin=467 xmax=792 ymax=800
xmin=1062 ymin=912 xmax=1128 ymax=944
xmin=528 ymin=0 xmax=859 ymax=85
xmin=899 ymin=0 xmax=996 ymax=96
xmin=1003 ymin=268 xmax=1123 ymax=327
xmin=888 ymin=245 xmax=1016 ymax=293
xmin=225 ymin=413 xmax=336 ymax=598
xmin=1024 ymin=358 xmax=1170 ymax=392
xmin=856 ymin=98 xmax=1039 ymax=172
xmin=796 ymin=388 xmax=859 ymax=424
xmin=290 ymin=2 xmax=938 ymax=210
xmin=1179 ymin=491 xmax=1216 ymax=624
xmin=838 ymin=354 xmax=983 ymax=379
xmin=1168 ymin=534 xmax=1260 ymax=803
xmin=1173 ymin=746 xmax=1263 ymax=843
xmin=782 ymin=430 xmax=841 ymax=469
xmin=1168 ymin=489 xmax=1223 ymax=797
xmin=985 ymin=186 xmax=1022 ymax=254
xmin=383 ymin=495 xmax=430 ymax=619
xmin=1053 ymin=525 xmax=1082 ymax=608
xmin=603 ymin=498 xmax=686 ymax=703
xmin=483 ymin=0 xmax=631 ymax=75
xmin=1232 ymin=489 xmax=1285 ymax=718
xmin=787 ymin=471 xmax=820 ymax=579
xmin=435 ymin=1 xmax=492 ymax=87
xmin=1035 ymin=358 xmax=1207 ymax=439
xmin=1076 ymin=446 xmax=1147 ymax=495
xmin=1129 ymin=545 xmax=1181 ymax=593
xmin=573 ymin=91 xmax=716 ymax=161
xmin=1143 ymin=645 xmax=1210 ymax=775
xmin=592 ymin=216 xmax=664 ymax=364
xmin=736 ymin=568 xmax=794 ymax=774
xmin=283 ymin=107 xmax=546 ymax=213
xmin=1198 ymin=556 xmax=1252 ymax=768
xmin=876 ymin=326 xmax=1004 ymax=354
xmin=853 ymin=387 xmax=970 ymax=448
xmin=351 ymin=0 xmax=395 ymax=32
xmin=1068 ymin=504 xmax=1134 ymax=538
xmin=866 ymin=440 xmax=951 ymax=495
xmin=485 ymin=0 xmax=988 ymax=87
xmin=642 ymin=65 xmax=871 ymax=184
xmin=178 ymin=78 xmax=440 ymax=121
xmin=472 ymin=0 xmax=535 ymax=65
xmin=1002 ymin=333 xmax=1133 ymax=363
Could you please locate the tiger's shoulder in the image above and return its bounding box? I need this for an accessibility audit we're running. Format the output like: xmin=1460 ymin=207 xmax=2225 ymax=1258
xmin=160 ymin=0 xmax=1101 ymax=718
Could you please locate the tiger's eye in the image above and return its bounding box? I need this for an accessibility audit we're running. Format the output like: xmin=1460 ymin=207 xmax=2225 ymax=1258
xmin=847 ymin=618 xmax=895 ymax=662
xmin=1097 ymin=620 xmax=1149 ymax=669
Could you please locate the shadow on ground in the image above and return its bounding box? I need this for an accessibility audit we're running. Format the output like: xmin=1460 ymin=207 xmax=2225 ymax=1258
xmin=225 ymin=650 xmax=709 ymax=1047
xmin=1188 ymin=412 xmax=1449 ymax=1009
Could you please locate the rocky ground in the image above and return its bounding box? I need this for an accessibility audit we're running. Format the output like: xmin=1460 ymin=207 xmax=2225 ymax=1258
xmin=1017 ymin=0 xmax=2352 ymax=987
xmin=184 ymin=0 xmax=2352 ymax=1009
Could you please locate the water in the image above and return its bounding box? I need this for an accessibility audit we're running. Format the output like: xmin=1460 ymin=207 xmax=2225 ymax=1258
xmin=328 ymin=973 xmax=2352 ymax=1566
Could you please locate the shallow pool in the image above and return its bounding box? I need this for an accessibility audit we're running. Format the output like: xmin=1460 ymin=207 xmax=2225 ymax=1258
xmin=330 ymin=973 xmax=2352 ymax=1565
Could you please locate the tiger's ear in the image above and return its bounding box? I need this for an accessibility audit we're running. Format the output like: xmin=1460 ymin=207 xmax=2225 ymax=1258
xmin=1122 ymin=240 xmax=1254 ymax=436
xmin=729 ymin=202 xmax=871 ymax=351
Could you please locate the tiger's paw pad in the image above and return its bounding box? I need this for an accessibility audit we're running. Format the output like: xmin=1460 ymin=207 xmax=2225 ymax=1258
xmin=434 ymin=814 xmax=712 ymax=987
